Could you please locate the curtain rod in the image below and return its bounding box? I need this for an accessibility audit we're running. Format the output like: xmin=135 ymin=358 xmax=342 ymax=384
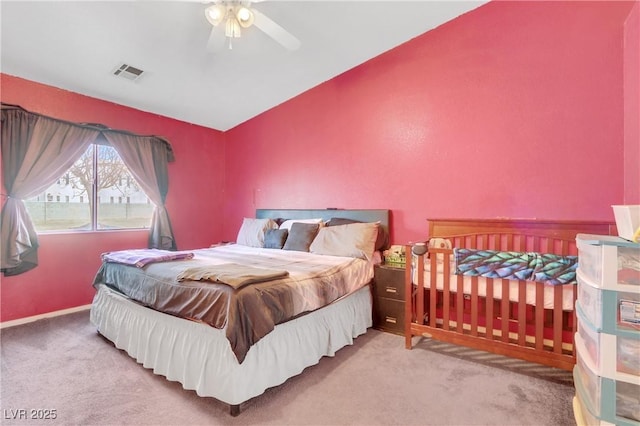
xmin=1 ymin=102 xmax=174 ymax=153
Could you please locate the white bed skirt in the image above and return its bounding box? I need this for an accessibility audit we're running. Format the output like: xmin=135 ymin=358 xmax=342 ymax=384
xmin=90 ymin=284 xmax=372 ymax=406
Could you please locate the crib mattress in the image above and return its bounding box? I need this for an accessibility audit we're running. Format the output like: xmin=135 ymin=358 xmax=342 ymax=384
xmin=413 ymin=259 xmax=575 ymax=310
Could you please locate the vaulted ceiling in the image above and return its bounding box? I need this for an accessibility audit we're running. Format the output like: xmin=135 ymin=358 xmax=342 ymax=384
xmin=1 ymin=1 xmax=488 ymax=131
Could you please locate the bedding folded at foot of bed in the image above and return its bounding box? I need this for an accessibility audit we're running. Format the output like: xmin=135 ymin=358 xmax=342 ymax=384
xmin=177 ymin=263 xmax=289 ymax=289
xmin=101 ymin=249 xmax=195 ymax=268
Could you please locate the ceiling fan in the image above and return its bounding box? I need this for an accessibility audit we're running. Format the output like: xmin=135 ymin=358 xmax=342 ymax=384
xmin=203 ymin=0 xmax=301 ymax=51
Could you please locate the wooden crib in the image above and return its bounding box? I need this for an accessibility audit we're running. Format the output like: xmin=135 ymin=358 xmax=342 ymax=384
xmin=404 ymin=218 xmax=615 ymax=371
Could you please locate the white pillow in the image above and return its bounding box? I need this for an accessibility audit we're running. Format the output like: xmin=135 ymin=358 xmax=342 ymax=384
xmin=236 ymin=218 xmax=278 ymax=247
xmin=309 ymin=222 xmax=379 ymax=260
xmin=429 ymin=238 xmax=452 ymax=249
xmin=279 ymin=218 xmax=324 ymax=231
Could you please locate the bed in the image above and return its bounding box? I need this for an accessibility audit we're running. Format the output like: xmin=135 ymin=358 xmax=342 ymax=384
xmin=404 ymin=218 xmax=615 ymax=371
xmin=90 ymin=208 xmax=389 ymax=416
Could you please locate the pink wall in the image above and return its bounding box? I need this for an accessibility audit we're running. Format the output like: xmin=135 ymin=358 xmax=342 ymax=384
xmin=2 ymin=1 xmax=637 ymax=322
xmin=0 ymin=75 xmax=226 ymax=322
xmin=624 ymin=2 xmax=640 ymax=204
xmin=223 ymin=1 xmax=637 ymax=244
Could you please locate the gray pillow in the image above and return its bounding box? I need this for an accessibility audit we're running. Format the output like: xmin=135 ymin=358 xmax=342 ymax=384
xmin=282 ymin=222 xmax=320 ymax=252
xmin=264 ymin=228 xmax=288 ymax=249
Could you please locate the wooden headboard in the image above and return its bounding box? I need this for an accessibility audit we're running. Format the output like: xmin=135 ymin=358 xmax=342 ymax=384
xmin=256 ymin=209 xmax=390 ymax=248
xmin=427 ymin=218 xmax=616 ymax=255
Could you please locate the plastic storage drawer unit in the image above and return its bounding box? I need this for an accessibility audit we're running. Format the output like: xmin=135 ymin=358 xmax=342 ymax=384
xmin=577 ymin=272 xmax=640 ymax=334
xmin=575 ymin=352 xmax=640 ymax=425
xmin=577 ymin=235 xmax=640 ymax=288
xmin=573 ymin=394 xmax=614 ymax=426
xmin=576 ymin=326 xmax=640 ymax=381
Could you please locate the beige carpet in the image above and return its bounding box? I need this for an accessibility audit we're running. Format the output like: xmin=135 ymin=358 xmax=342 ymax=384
xmin=0 ymin=311 xmax=576 ymax=425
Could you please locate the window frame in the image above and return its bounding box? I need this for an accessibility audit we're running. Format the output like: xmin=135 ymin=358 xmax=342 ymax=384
xmin=28 ymin=143 xmax=152 ymax=234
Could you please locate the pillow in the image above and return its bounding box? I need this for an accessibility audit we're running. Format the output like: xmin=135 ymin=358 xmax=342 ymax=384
xmin=235 ymin=218 xmax=278 ymax=247
xmin=327 ymin=217 xmax=389 ymax=251
xmin=279 ymin=218 xmax=324 ymax=231
xmin=429 ymin=238 xmax=452 ymax=250
xmin=273 ymin=218 xmax=288 ymax=227
xmin=264 ymin=228 xmax=288 ymax=249
xmin=282 ymin=222 xmax=320 ymax=252
xmin=310 ymin=222 xmax=379 ymax=260
xmin=428 ymin=237 xmax=453 ymax=263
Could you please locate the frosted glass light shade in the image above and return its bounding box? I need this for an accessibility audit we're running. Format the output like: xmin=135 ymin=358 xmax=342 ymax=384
xmin=205 ymin=4 xmax=226 ymax=26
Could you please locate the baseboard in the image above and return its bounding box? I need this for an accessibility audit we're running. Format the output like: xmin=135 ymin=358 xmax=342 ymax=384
xmin=0 ymin=304 xmax=92 ymax=329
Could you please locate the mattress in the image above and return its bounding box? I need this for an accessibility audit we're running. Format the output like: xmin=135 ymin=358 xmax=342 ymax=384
xmin=413 ymin=256 xmax=575 ymax=310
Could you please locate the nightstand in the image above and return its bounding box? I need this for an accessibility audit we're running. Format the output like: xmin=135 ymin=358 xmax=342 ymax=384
xmin=372 ymin=264 xmax=405 ymax=334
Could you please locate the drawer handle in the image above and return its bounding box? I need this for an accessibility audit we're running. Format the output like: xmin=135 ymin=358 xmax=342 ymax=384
xmin=385 ymin=287 xmax=397 ymax=294
xmin=385 ymin=316 xmax=397 ymax=324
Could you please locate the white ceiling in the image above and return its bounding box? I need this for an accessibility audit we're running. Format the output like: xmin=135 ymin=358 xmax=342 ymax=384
xmin=1 ymin=1 xmax=488 ymax=131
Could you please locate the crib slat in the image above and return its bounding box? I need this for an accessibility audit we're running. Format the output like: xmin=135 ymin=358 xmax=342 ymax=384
xmin=491 ymin=234 xmax=499 ymax=250
xmin=405 ymin=245 xmax=413 ymax=349
xmin=518 ymin=281 xmax=526 ymax=346
xmin=571 ymin=286 xmax=578 ymax=354
xmin=506 ymin=234 xmax=514 ymax=251
xmin=553 ymin=285 xmax=563 ymax=353
xmin=417 ymin=254 xmax=425 ymax=326
xmin=457 ymin=276 xmax=464 ymax=333
xmin=545 ymin=238 xmax=553 ymax=254
xmin=535 ymin=283 xmax=544 ymax=351
xmin=486 ymin=280 xmax=494 ymax=340
xmin=560 ymin=240 xmax=569 ymax=256
xmin=443 ymin=253 xmax=451 ymax=331
xmin=428 ymin=255 xmax=436 ymax=327
xmin=471 ymin=277 xmax=478 ymax=337
xmin=532 ymin=236 xmax=540 ymax=252
xmin=501 ymin=280 xmax=509 ymax=343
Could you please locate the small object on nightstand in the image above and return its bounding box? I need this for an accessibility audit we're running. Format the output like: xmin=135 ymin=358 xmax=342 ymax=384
xmin=412 ymin=242 xmax=427 ymax=256
xmin=382 ymin=244 xmax=406 ymax=268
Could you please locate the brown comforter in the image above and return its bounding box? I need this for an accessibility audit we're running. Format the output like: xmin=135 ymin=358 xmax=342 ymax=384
xmin=93 ymin=244 xmax=372 ymax=364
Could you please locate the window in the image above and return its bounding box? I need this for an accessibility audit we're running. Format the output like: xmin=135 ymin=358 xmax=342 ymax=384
xmin=25 ymin=144 xmax=153 ymax=232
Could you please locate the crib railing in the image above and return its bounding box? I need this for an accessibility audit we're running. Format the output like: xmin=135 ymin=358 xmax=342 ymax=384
xmin=405 ymin=247 xmax=577 ymax=371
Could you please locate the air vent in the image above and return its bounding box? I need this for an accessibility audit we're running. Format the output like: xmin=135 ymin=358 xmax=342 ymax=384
xmin=112 ymin=63 xmax=144 ymax=82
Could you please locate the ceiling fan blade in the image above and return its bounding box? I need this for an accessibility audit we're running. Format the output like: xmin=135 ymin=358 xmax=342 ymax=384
xmin=206 ymin=27 xmax=226 ymax=52
xmin=251 ymin=8 xmax=301 ymax=51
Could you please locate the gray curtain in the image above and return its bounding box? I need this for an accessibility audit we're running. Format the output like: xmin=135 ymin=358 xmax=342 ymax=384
xmin=1 ymin=104 xmax=177 ymax=276
xmin=102 ymin=132 xmax=176 ymax=250
xmin=1 ymin=105 xmax=100 ymax=275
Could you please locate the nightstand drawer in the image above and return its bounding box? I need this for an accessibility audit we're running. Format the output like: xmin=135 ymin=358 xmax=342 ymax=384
xmin=374 ymin=265 xmax=405 ymax=301
xmin=373 ymin=297 xmax=405 ymax=334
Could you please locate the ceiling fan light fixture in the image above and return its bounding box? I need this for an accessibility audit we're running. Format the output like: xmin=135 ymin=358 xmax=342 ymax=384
xmin=205 ymin=4 xmax=226 ymax=27
xmin=235 ymin=6 xmax=254 ymax=28
xmin=225 ymin=16 xmax=242 ymax=38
